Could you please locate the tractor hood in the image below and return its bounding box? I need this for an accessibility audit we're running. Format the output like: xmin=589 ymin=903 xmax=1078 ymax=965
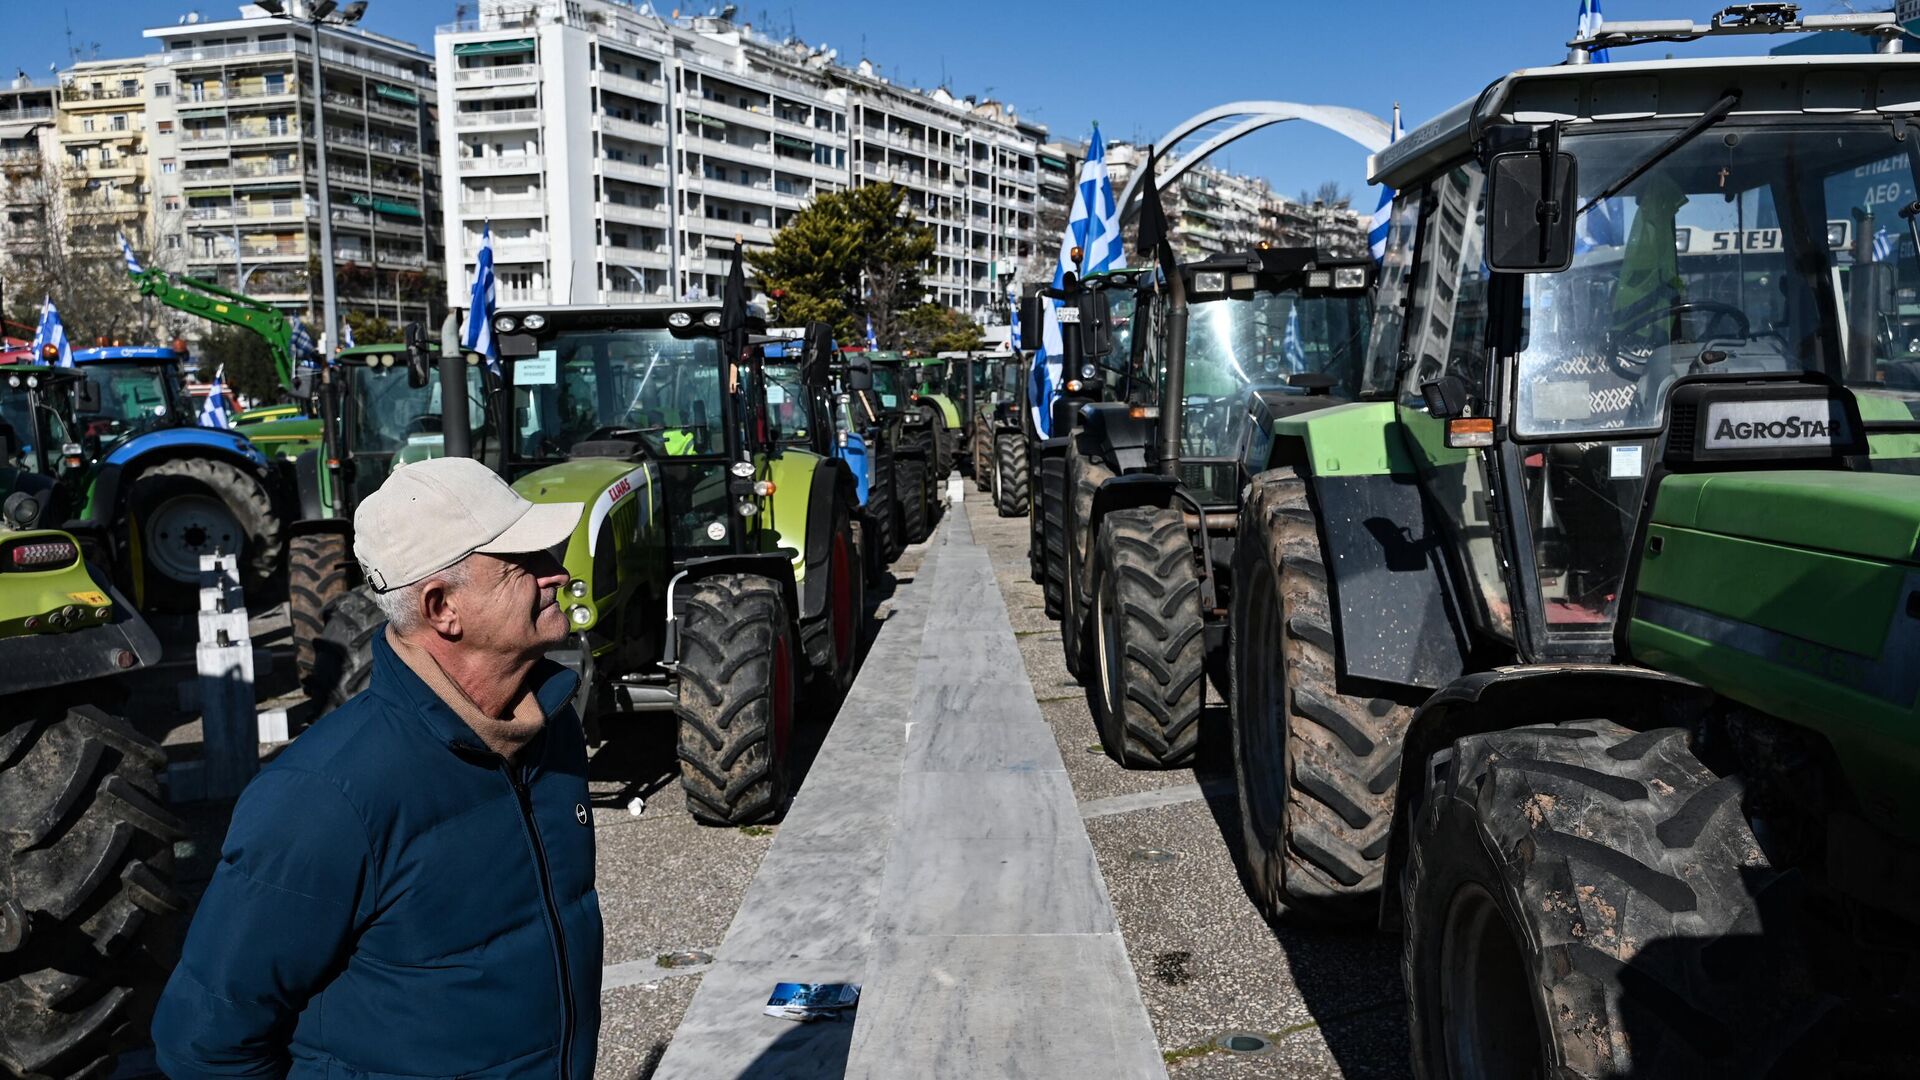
xmin=1649 ymin=471 xmax=1920 ymax=567
xmin=103 ymin=426 xmax=268 ymax=470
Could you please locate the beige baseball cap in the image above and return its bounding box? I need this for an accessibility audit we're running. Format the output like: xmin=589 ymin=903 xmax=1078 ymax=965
xmin=353 ymin=457 xmax=583 ymax=592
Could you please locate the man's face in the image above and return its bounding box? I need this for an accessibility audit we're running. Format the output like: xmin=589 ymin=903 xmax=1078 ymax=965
xmin=454 ymin=549 xmax=571 ymax=659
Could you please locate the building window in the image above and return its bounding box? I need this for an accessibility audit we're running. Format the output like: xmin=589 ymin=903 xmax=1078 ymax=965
xmin=165 ymin=235 xmax=181 ymax=249
xmin=81 ymin=117 xmax=95 ymax=133
xmin=112 ymin=115 xmax=127 ymax=132
xmin=265 ymin=72 xmax=285 ymax=94
xmin=161 ymin=159 xmax=176 ymax=174
xmin=154 ymin=82 xmax=170 ymax=97
xmin=163 ymin=196 xmax=180 ymax=210
xmin=157 ymin=120 xmax=173 ymax=133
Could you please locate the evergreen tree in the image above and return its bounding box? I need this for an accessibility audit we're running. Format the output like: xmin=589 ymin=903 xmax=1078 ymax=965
xmin=750 ymin=183 xmax=935 ymax=345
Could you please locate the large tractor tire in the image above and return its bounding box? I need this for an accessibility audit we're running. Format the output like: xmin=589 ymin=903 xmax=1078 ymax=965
xmin=1 ymin=703 xmax=184 ymax=1080
xmin=124 ymin=457 xmax=282 ymax=613
xmin=289 ymin=532 xmax=352 ymax=689
xmin=1038 ymin=455 xmax=1067 ymax=619
xmin=993 ymin=431 xmax=1028 ymax=518
xmin=897 ymin=459 xmax=930 ymax=546
xmin=1087 ymin=507 xmax=1203 ymax=769
xmin=675 ymin=574 xmax=798 ymax=826
xmin=1404 ymin=720 xmax=1821 ymax=1078
xmin=1060 ymin=449 xmax=1114 ymax=683
xmin=972 ymin=415 xmax=992 ymax=491
xmin=800 ymin=501 xmax=864 ymax=701
xmin=1228 ymin=469 xmax=1412 ymax=922
xmin=871 ymin=441 xmax=900 ymax=561
xmin=306 ymin=587 xmax=381 ymax=714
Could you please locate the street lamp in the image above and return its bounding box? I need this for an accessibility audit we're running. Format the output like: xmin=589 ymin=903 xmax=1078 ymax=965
xmin=253 ymin=0 xmax=367 ymax=352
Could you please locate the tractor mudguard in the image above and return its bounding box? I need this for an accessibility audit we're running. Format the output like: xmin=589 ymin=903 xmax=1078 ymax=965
xmin=1076 ymin=402 xmax=1155 ymax=473
xmin=663 ymin=553 xmax=801 ymax=667
xmin=102 ymin=427 xmax=269 ymax=471
xmin=1377 ymin=663 xmax=1711 ymax=929
xmin=292 ymin=449 xmax=329 ymax=524
xmin=794 ymin=458 xmax=854 ymax=623
xmin=1272 ymin=401 xmax=1471 ymax=691
xmin=82 ymin=433 xmax=272 ymax=525
xmin=919 ymin=393 xmax=961 ymax=429
xmin=1086 ymin=472 xmax=1183 ymax=540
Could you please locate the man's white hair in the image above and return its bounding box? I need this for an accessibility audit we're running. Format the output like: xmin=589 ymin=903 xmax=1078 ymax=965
xmin=373 ymin=555 xmax=474 ymax=634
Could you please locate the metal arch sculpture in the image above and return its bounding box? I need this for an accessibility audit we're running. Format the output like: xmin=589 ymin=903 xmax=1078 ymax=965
xmin=1115 ymin=101 xmax=1394 ymax=228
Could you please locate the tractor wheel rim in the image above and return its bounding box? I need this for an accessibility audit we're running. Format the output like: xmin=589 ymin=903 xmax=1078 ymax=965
xmin=146 ymin=493 xmax=243 ymax=584
xmin=1439 ymin=883 xmax=1540 ymax=1079
xmin=830 ymin=530 xmax=853 ymax=667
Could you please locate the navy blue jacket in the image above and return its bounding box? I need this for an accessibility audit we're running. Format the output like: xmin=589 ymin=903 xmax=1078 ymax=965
xmin=153 ymin=633 xmax=602 ymax=1079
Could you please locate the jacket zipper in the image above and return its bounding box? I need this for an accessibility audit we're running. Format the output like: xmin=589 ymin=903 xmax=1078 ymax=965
xmin=507 ymin=764 xmax=576 ymax=1080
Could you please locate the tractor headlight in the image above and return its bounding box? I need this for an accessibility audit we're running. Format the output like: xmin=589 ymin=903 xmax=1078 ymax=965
xmin=25 ymin=375 xmax=39 ymax=389
xmin=706 ymin=520 xmax=728 ymax=541
xmin=729 ymin=461 xmax=754 ymax=478
xmin=569 ymin=605 xmax=592 ymax=626
xmin=521 ymin=313 xmax=547 ymax=330
xmin=702 ymin=311 xmax=723 ymax=328
xmin=1080 ymin=363 xmax=1096 ymax=379
xmin=1230 ymin=273 xmax=1256 ymax=291
xmin=737 ymin=500 xmax=758 ymax=517
xmin=492 ymin=314 xmax=518 ymax=333
xmin=1307 ymin=270 xmax=1332 ymax=289
xmin=1334 ymin=266 xmax=1367 ymax=290
xmin=567 ymin=579 xmax=588 ymax=598
xmin=668 ymin=311 xmax=692 ymax=328
xmin=1193 ymin=271 xmax=1226 ymax=293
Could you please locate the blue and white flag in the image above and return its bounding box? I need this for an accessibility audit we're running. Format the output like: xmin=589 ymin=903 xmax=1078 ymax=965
xmin=31 ymin=296 xmax=71 ymax=368
xmin=1369 ymin=106 xmax=1403 ymax=264
xmin=291 ymin=317 xmax=321 ymax=368
xmin=1030 ymin=125 xmax=1121 ymax=435
xmin=199 ymin=368 xmax=232 ymax=430
xmin=1008 ymin=284 xmax=1022 ymax=350
xmin=119 ymin=232 xmax=143 ymax=275
xmin=1282 ymin=303 xmax=1307 ymax=373
xmin=1875 ymin=226 xmax=1897 ymax=262
xmin=865 ymin=313 xmax=878 ymax=351
xmin=462 ymin=220 xmax=498 ymax=372
xmin=341 ymin=320 xmax=355 ymax=350
xmin=1578 ymin=0 xmax=1611 ymax=63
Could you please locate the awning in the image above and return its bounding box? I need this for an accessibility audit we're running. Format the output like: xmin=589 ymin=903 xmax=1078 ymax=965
xmin=453 ymin=38 xmax=534 ymax=57
xmin=773 ymin=133 xmax=814 ymax=151
xmin=187 ymin=187 xmax=233 ymax=199
xmin=351 ymin=192 xmax=422 ymax=218
xmin=683 ymin=112 xmax=726 ymax=131
xmin=177 ymin=108 xmax=226 ymax=120
xmin=373 ymin=84 xmax=419 ymax=105
xmin=1038 ymin=155 xmax=1068 ymax=170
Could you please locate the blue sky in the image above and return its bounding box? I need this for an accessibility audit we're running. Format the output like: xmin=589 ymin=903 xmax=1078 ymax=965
xmin=8 ymin=1 xmax=1842 ymax=202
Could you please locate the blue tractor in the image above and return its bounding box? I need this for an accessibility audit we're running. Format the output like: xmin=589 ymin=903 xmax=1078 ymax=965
xmin=67 ymin=345 xmax=282 ymax=611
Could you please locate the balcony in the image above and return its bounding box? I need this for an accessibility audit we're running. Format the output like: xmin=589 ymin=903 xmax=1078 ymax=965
xmin=597 ymin=71 xmax=666 ymax=104
xmin=464 ymin=196 xmax=546 ymax=218
xmin=599 ymin=244 xmax=670 ymax=269
xmin=240 ymin=239 xmax=308 ymax=260
xmin=460 ymin=154 xmax=543 ymax=175
xmin=453 ymin=64 xmax=539 ymax=86
xmin=599 ymin=158 xmax=666 ymax=185
xmin=455 ymin=108 xmax=540 ymax=130
xmin=684 ymin=133 xmax=778 ymax=169
xmin=59 ymin=86 xmax=143 ymax=105
xmin=598 ymin=114 xmax=665 ymax=145
xmin=602 ymin=201 xmax=667 ymax=228
xmin=0 ymin=105 xmax=53 ymax=124
xmin=603 ymin=286 xmax=670 ymax=303
xmin=326 ymin=129 xmax=421 ymax=159
xmin=470 ymin=238 xmax=546 ymax=264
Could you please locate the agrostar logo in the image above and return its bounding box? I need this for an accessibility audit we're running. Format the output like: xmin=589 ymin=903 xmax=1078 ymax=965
xmin=1712 ymin=414 xmax=1837 ymax=441
xmin=1703 ymin=399 xmax=1849 ymax=451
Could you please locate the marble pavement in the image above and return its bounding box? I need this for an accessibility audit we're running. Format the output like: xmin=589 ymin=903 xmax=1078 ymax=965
xmin=653 ymin=500 xmax=1166 ymax=1079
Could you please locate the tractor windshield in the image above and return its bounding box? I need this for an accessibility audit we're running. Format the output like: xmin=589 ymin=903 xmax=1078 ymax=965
xmin=1102 ymin=292 xmax=1138 ymax=372
xmin=871 ymin=365 xmax=904 ymax=410
xmin=0 ymin=377 xmax=72 ymax=475
xmin=1517 ymin=121 xmax=1920 ymax=439
xmin=761 ymin=363 xmax=813 ymax=442
xmin=74 ymin=362 xmax=183 ymax=445
xmin=345 ymin=362 xmax=490 ymax=509
xmin=1179 ymin=291 xmax=1372 ymax=458
xmin=510 ymin=330 xmax=722 ymax=460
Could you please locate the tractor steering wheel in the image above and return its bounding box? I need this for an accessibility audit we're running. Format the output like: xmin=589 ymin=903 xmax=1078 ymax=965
xmin=1608 ymin=300 xmax=1750 ymax=375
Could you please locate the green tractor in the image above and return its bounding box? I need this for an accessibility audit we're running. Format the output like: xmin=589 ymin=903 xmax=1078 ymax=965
xmin=866 ymin=353 xmax=940 ymax=546
xmin=1020 ymin=267 xmax=1143 ymax=618
xmin=902 ymin=354 xmax=963 ymax=480
xmin=0 ymin=372 xmax=184 ymax=1079
xmin=1063 ymin=249 xmax=1374 ymax=767
xmin=318 ymin=277 xmax=868 ymax=825
xmin=938 ymin=349 xmax=1011 ymax=491
xmin=1224 ymin=9 xmax=1920 ymax=1073
xmin=989 ymin=346 xmax=1031 ymax=516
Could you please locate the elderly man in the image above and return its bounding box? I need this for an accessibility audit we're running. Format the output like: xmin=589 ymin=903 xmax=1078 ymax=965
xmin=152 ymin=457 xmax=602 ymax=1079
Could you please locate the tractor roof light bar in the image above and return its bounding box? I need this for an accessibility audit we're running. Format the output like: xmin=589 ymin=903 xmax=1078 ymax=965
xmin=1567 ymin=3 xmax=1911 ymax=64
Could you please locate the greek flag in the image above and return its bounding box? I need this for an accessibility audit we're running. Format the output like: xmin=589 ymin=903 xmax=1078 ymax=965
xmin=119 ymin=232 xmax=143 ymax=275
xmin=199 ymin=369 xmax=233 ymax=430
xmin=291 ymin=317 xmax=321 ymax=368
xmin=1008 ymin=284 xmax=1022 ymax=350
xmin=865 ymin=314 xmax=878 ymax=351
xmin=1369 ymin=106 xmax=1402 ymax=264
xmin=31 ymin=296 xmax=71 ymax=368
xmin=1030 ymin=125 xmax=1121 ymax=436
xmin=1282 ymin=303 xmax=1307 ymax=372
xmin=341 ymin=320 xmax=355 ymax=350
xmin=1579 ymin=0 xmax=1610 ymax=63
xmin=462 ymin=220 xmax=498 ymax=372
xmin=1875 ymin=226 xmax=1897 ymax=262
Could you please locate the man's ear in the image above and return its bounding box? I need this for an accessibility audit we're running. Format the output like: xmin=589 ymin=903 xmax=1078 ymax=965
xmin=418 ymin=578 xmax=461 ymax=639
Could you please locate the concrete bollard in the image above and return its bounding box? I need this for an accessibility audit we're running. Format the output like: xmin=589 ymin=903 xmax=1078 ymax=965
xmin=194 ymin=552 xmax=258 ymax=800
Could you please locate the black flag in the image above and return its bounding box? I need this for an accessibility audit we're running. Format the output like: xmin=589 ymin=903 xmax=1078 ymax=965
xmin=720 ymin=237 xmax=748 ymax=336
xmin=1133 ymin=147 xmax=1177 ymax=286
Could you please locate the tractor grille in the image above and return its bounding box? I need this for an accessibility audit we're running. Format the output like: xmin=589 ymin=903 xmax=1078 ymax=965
xmin=1180 ymin=460 xmax=1241 ymax=508
xmin=1667 ymin=400 xmax=1698 ymax=460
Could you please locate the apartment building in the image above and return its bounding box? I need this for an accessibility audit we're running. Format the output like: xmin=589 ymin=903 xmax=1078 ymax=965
xmin=0 ymin=75 xmax=58 ymax=273
xmin=1105 ymin=140 xmax=1371 ymax=263
xmin=143 ymin=5 xmax=441 ymax=330
xmin=53 ymin=58 xmax=154 ymax=261
xmin=437 ymin=0 xmax=1045 ymax=314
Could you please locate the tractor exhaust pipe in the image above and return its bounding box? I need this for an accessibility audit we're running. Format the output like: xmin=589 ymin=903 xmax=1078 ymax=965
xmin=439 ymin=310 xmax=472 ymax=459
xmin=1157 ymin=270 xmax=1189 ymax=478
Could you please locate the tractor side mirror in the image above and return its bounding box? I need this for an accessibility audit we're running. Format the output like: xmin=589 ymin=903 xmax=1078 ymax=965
xmin=846 ymin=355 xmax=873 ymax=392
xmin=404 ymin=321 xmax=431 ymax=389
xmin=291 ymin=368 xmax=316 ymax=401
xmin=75 ymin=377 xmax=102 ymax=414
xmin=1077 ymin=289 xmax=1113 ymax=361
xmin=1020 ymin=294 xmax=1045 ymax=345
xmin=1486 ymin=149 xmax=1577 ymax=273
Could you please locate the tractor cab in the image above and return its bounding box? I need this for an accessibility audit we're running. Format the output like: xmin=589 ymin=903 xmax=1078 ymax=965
xmin=68 ymin=346 xmax=196 ymax=454
xmin=330 ymin=343 xmax=493 ymax=512
xmin=0 ymin=365 xmax=83 ymax=487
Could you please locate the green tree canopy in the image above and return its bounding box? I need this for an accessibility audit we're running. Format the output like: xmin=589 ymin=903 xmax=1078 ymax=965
xmin=749 ymin=183 xmax=935 ymax=346
xmin=197 ymin=324 xmax=282 ymax=404
xmin=896 ymin=302 xmax=985 ymax=354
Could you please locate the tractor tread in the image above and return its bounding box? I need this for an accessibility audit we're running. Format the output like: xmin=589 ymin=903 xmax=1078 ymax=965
xmin=674 ymin=574 xmax=795 ymax=826
xmin=1090 ymin=507 xmax=1203 ymax=769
